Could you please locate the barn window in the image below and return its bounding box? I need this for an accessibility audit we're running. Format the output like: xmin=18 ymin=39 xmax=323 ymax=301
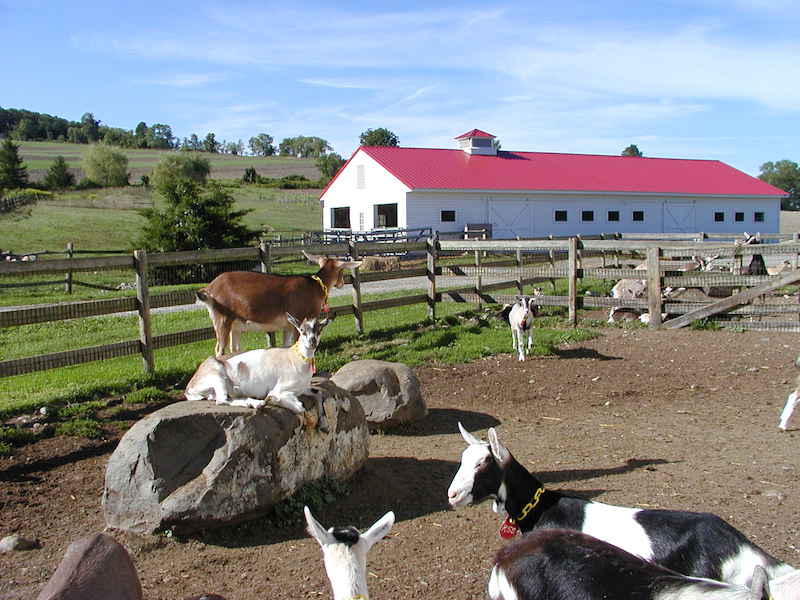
xmin=441 ymin=210 xmax=456 ymax=222
xmin=714 ymin=212 xmax=725 ymax=222
xmin=555 ymin=210 xmax=567 ymax=222
xmin=376 ymin=203 xmax=398 ymax=228
xmin=582 ymin=210 xmax=594 ymax=222
xmin=754 ymin=212 xmax=764 ymax=222
xmin=735 ymin=212 xmax=744 ymax=222
xmin=608 ymin=211 xmax=620 ymax=222
xmin=332 ymin=207 xmax=350 ymax=229
xmin=357 ymin=164 xmax=365 ymax=189
xmin=632 ymin=211 xmax=644 ymax=222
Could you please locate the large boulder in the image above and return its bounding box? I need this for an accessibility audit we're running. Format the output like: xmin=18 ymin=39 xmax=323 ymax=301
xmin=102 ymin=380 xmax=366 ymax=534
xmin=330 ymin=360 xmax=427 ymax=430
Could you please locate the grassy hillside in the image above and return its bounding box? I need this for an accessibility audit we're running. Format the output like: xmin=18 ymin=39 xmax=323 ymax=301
xmin=3 ymin=142 xmax=324 ymax=253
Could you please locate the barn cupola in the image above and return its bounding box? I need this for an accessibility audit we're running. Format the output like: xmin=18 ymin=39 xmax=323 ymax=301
xmin=455 ymin=129 xmax=497 ymax=156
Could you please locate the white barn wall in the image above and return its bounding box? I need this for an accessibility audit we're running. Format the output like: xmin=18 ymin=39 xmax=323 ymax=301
xmin=321 ymin=150 xmax=782 ymax=238
xmin=322 ymin=150 xmax=410 ymax=231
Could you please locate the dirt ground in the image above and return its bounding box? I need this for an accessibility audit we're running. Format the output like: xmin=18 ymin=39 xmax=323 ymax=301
xmin=2 ymin=325 xmax=799 ymax=600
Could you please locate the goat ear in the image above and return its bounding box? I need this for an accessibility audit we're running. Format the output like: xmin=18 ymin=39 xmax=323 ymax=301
xmin=321 ymin=312 xmax=336 ymax=326
xmin=285 ymin=312 xmax=302 ymax=329
xmin=458 ymin=422 xmax=485 ymax=446
xmin=302 ymin=251 xmax=326 ymax=266
xmin=488 ymin=428 xmax=511 ymax=466
xmin=304 ymin=506 xmax=334 ymax=546
xmin=337 ymin=259 xmax=362 ymax=269
xmin=748 ymin=566 xmax=771 ymax=600
xmin=362 ymin=511 xmax=395 ymax=550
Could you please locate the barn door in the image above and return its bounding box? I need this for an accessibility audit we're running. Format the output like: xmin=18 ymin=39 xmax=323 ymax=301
xmin=664 ymin=202 xmax=697 ymax=233
xmin=488 ymin=200 xmax=532 ymax=239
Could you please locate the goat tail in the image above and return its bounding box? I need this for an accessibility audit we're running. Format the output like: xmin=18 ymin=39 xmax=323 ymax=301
xmin=196 ymin=289 xmax=212 ymax=305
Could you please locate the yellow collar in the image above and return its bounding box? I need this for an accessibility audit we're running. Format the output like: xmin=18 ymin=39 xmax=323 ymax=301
xmin=311 ymin=274 xmax=329 ymax=300
xmin=292 ymin=342 xmax=314 ymax=363
xmin=509 ymin=486 xmax=546 ymax=524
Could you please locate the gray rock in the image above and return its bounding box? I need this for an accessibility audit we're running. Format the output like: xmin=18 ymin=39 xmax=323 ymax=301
xmin=36 ymin=533 xmax=141 ymax=600
xmin=330 ymin=360 xmax=427 ymax=430
xmin=102 ymin=381 xmax=367 ymax=534
xmin=0 ymin=534 xmax=39 ymax=553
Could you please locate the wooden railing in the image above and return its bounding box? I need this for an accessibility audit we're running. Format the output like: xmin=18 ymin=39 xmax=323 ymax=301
xmin=2 ymin=234 xmax=800 ymax=378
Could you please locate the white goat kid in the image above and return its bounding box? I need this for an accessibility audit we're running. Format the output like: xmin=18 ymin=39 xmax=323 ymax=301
xmin=509 ymin=296 xmax=535 ymax=361
xmin=305 ymin=506 xmax=395 ymax=600
xmin=185 ymin=312 xmax=334 ymax=429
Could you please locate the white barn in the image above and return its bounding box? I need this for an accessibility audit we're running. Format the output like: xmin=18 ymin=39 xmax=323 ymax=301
xmin=319 ymin=130 xmax=786 ymax=239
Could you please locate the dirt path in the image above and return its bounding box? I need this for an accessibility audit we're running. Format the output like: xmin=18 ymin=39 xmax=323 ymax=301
xmin=2 ymin=327 xmax=799 ymax=600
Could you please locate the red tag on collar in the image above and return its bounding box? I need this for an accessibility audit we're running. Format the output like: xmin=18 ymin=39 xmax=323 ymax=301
xmin=322 ymin=302 xmax=330 ymax=313
xmin=312 ymin=358 xmax=316 ymax=374
xmin=499 ymin=519 xmax=519 ymax=539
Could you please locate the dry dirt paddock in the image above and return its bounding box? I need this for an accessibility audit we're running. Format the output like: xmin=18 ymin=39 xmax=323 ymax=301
xmin=1 ymin=327 xmax=799 ymax=600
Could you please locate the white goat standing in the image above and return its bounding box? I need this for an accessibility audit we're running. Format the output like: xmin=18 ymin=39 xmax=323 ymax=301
xmin=304 ymin=506 xmax=395 ymax=600
xmin=508 ymin=295 xmax=537 ymax=361
xmin=185 ymin=312 xmax=334 ymax=430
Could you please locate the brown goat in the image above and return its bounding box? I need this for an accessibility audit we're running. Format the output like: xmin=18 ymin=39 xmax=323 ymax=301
xmin=197 ymin=251 xmax=361 ymax=357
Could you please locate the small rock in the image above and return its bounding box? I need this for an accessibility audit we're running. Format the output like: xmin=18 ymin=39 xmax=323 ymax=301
xmin=0 ymin=534 xmax=39 ymax=553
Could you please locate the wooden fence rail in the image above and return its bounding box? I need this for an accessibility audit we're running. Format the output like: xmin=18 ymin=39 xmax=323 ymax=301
xmin=2 ymin=235 xmax=800 ymax=378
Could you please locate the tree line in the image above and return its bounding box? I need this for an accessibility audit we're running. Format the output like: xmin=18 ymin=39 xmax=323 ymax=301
xmin=0 ymin=107 xmax=337 ymax=158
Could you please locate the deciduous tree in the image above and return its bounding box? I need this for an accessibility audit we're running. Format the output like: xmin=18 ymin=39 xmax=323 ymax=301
xmin=359 ymin=127 xmax=399 ymax=147
xmin=151 ymin=153 xmax=211 ymax=192
xmin=316 ymin=153 xmax=345 ymax=184
xmin=80 ymin=144 xmax=129 ymax=187
xmin=759 ymin=159 xmax=800 ymax=210
xmin=622 ymin=144 xmax=643 ymax=157
xmin=249 ymin=133 xmax=275 ymax=156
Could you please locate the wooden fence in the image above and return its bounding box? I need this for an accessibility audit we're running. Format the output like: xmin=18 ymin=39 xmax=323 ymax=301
xmin=2 ymin=235 xmax=800 ymax=378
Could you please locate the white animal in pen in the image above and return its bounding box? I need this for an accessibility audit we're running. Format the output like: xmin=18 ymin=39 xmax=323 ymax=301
xmin=779 ymin=356 xmax=800 ymax=431
xmin=507 ymin=290 xmax=541 ymax=361
xmin=488 ymin=528 xmax=789 ymax=600
xmin=185 ymin=312 xmax=334 ymax=431
xmin=447 ymin=423 xmax=796 ymax=588
xmin=196 ymin=251 xmax=361 ymax=357
xmin=304 ymin=506 xmax=395 ymax=600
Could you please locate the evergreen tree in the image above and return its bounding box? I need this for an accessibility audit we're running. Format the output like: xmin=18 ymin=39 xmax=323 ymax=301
xmin=0 ymin=139 xmax=29 ymax=191
xmin=134 ymin=180 xmax=259 ymax=252
xmin=43 ymin=155 xmax=76 ymax=190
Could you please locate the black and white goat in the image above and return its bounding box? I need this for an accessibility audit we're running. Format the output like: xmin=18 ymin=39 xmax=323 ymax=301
xmin=447 ymin=423 xmax=795 ymax=587
xmin=488 ymin=529 xmax=785 ymax=600
xmin=304 ymin=506 xmax=395 ymax=600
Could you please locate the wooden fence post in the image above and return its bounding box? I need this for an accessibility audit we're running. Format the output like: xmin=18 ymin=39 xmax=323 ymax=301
xmin=260 ymin=241 xmax=277 ymax=346
xmin=349 ymin=240 xmax=364 ymax=334
xmin=65 ymin=243 xmax=73 ymax=294
xmin=548 ymin=234 xmax=556 ymax=290
xmin=569 ymin=237 xmax=578 ymax=325
xmin=427 ymin=234 xmax=437 ymax=320
xmin=475 ymin=248 xmax=482 ymax=308
xmin=646 ymin=246 xmax=662 ymax=328
xmin=134 ymin=249 xmax=155 ymax=375
xmin=516 ymin=239 xmax=523 ymax=295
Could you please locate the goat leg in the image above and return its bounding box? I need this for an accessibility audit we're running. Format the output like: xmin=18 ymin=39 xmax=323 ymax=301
xmin=779 ymin=390 xmax=798 ymax=431
xmin=311 ymin=389 xmax=329 ymax=433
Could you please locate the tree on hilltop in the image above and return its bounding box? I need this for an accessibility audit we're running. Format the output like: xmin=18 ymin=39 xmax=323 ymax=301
xmin=622 ymin=144 xmax=644 ymax=157
xmin=359 ymin=127 xmax=399 ymax=147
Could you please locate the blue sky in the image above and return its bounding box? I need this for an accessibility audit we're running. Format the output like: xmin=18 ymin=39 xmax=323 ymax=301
xmin=1 ymin=0 xmax=798 ymax=175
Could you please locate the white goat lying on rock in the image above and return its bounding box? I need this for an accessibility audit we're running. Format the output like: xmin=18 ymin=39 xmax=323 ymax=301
xmin=488 ymin=529 xmax=788 ymax=600
xmin=185 ymin=312 xmax=334 ymax=430
xmin=305 ymin=506 xmax=395 ymax=600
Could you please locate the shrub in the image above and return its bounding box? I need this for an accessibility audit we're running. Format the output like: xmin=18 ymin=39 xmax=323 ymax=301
xmin=81 ymin=144 xmax=129 ymax=187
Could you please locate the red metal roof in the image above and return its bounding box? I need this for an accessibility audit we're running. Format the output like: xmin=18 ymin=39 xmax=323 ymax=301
xmin=455 ymin=129 xmax=496 ymax=140
xmin=343 ymin=146 xmax=786 ymax=197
